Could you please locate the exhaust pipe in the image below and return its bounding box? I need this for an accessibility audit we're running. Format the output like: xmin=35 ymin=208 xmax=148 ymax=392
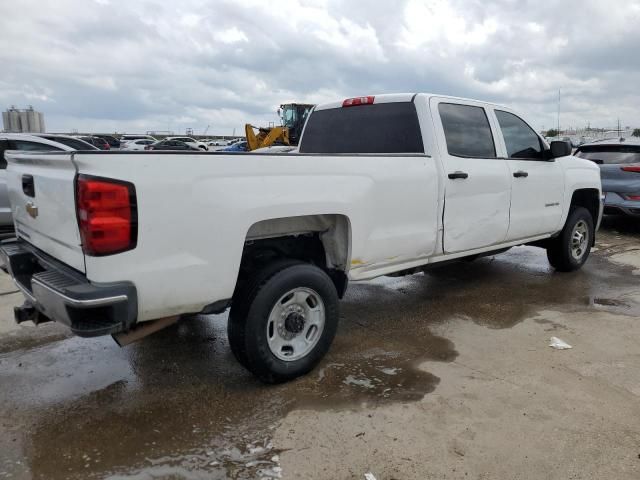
xmin=112 ymin=315 xmax=179 ymax=347
xmin=14 ymin=302 xmax=52 ymax=325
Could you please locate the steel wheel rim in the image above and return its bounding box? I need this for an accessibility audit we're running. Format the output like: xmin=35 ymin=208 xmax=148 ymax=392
xmin=266 ymin=287 xmax=325 ymax=362
xmin=570 ymin=220 xmax=589 ymax=261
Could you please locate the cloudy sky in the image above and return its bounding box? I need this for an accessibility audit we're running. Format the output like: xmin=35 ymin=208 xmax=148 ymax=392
xmin=1 ymin=0 xmax=639 ymax=135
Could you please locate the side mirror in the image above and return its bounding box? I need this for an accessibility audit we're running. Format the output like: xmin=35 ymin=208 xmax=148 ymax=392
xmin=550 ymin=140 xmax=572 ymax=158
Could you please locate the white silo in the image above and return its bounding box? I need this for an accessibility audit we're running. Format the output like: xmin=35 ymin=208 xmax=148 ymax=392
xmin=7 ymin=107 xmax=21 ymax=132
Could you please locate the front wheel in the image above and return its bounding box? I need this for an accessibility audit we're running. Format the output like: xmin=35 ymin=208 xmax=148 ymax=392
xmin=228 ymin=261 xmax=339 ymax=383
xmin=546 ymin=207 xmax=594 ymax=272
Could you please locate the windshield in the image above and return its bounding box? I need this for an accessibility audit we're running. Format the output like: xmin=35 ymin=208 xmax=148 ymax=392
xmin=575 ymin=146 xmax=640 ymax=164
xmin=281 ymin=106 xmax=297 ymax=129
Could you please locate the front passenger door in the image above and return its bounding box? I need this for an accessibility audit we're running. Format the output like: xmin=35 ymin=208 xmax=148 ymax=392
xmin=493 ymin=110 xmax=564 ymax=240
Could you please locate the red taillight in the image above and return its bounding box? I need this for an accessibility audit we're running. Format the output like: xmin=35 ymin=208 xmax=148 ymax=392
xmin=621 ymin=165 xmax=640 ymax=173
xmin=624 ymin=194 xmax=640 ymax=201
xmin=76 ymin=175 xmax=137 ymax=256
xmin=342 ymin=96 xmax=375 ymax=107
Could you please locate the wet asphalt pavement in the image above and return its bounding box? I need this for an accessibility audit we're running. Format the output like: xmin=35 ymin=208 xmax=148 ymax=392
xmin=1 ymin=216 xmax=639 ymax=479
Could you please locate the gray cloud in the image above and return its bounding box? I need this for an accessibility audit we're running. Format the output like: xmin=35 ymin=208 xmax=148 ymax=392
xmin=1 ymin=0 xmax=639 ymax=134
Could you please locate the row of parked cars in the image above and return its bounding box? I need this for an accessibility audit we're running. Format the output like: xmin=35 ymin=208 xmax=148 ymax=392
xmin=0 ymin=133 xmax=247 ymax=152
xmin=117 ymin=135 xmax=246 ymax=151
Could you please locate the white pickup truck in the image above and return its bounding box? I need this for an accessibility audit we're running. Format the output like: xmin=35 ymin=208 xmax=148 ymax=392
xmin=1 ymin=93 xmax=602 ymax=383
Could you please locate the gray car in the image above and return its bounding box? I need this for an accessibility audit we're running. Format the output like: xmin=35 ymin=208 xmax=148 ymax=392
xmin=575 ymin=138 xmax=640 ymax=217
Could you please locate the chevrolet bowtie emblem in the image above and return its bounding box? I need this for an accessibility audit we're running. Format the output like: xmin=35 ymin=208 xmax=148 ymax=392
xmin=26 ymin=202 xmax=39 ymax=219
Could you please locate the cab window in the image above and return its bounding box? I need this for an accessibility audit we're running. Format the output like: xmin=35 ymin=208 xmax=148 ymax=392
xmin=439 ymin=103 xmax=496 ymax=158
xmin=495 ymin=110 xmax=544 ymax=160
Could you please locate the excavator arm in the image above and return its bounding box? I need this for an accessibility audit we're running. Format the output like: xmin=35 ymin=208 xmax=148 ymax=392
xmin=245 ymin=124 xmax=290 ymax=151
xmin=243 ymin=103 xmax=314 ymax=151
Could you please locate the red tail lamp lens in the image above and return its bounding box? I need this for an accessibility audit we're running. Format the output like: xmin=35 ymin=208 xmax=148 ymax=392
xmin=76 ymin=175 xmax=137 ymax=255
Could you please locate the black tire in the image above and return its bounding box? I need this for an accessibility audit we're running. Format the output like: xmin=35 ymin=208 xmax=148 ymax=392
xmin=228 ymin=259 xmax=302 ymax=369
xmin=228 ymin=260 xmax=339 ymax=383
xmin=546 ymin=207 xmax=594 ymax=272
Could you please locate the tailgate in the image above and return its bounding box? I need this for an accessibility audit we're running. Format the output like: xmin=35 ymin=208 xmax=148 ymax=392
xmin=6 ymin=151 xmax=85 ymax=273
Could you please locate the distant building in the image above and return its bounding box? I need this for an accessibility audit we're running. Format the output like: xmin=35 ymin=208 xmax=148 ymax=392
xmin=2 ymin=106 xmax=46 ymax=133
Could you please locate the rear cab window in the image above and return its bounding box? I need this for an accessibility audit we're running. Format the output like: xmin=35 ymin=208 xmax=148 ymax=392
xmin=298 ymin=102 xmax=424 ymax=154
xmin=438 ymin=103 xmax=496 ymax=158
xmin=46 ymin=137 xmax=94 ymax=150
xmin=575 ymin=145 xmax=640 ymax=164
xmin=9 ymin=140 xmax=63 ymax=152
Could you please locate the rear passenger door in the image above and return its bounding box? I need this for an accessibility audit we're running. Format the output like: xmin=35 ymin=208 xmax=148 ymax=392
xmin=491 ymin=109 xmax=564 ymax=240
xmin=431 ymin=98 xmax=511 ymax=253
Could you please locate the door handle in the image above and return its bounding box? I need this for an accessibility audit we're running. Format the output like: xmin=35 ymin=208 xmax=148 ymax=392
xmin=448 ymin=171 xmax=469 ymax=180
xmin=22 ymin=174 xmax=35 ymax=197
xmin=513 ymin=171 xmax=529 ymax=178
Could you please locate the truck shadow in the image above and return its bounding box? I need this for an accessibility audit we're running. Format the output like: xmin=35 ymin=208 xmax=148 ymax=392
xmin=600 ymin=214 xmax=640 ymax=235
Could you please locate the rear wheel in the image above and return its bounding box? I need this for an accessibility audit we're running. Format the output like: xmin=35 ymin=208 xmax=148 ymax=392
xmin=546 ymin=207 xmax=594 ymax=272
xmin=228 ymin=260 xmax=339 ymax=383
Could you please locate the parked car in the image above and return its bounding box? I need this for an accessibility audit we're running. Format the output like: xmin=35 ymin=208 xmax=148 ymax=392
xmin=120 ymin=134 xmax=157 ymax=148
xmin=0 ymin=93 xmax=602 ymax=384
xmin=206 ymin=139 xmax=229 ymax=147
xmin=78 ymin=136 xmax=110 ymax=150
xmin=165 ymin=136 xmax=208 ymax=150
xmin=120 ymin=139 xmax=156 ymax=151
xmin=33 ymin=134 xmax=99 ymax=150
xmin=0 ymin=133 xmax=74 ymax=235
xmin=94 ymin=134 xmax=121 ymax=149
xmin=222 ymin=141 xmax=248 ymax=152
xmin=575 ymin=138 xmax=640 ymax=217
xmin=146 ymin=139 xmax=201 ymax=151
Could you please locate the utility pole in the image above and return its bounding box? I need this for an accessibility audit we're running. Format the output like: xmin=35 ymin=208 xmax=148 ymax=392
xmin=557 ymin=89 xmax=561 ymax=136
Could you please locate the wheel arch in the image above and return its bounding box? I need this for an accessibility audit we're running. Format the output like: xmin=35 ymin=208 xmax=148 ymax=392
xmin=569 ymin=188 xmax=601 ymax=227
xmin=239 ymin=214 xmax=352 ymax=297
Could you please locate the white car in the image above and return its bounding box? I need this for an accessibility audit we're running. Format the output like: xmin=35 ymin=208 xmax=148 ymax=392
xmin=119 ymin=134 xmax=157 ymax=148
xmin=33 ymin=134 xmax=99 ymax=151
xmin=1 ymin=93 xmax=602 ymax=384
xmin=0 ymin=133 xmax=74 ymax=232
xmin=120 ymin=139 xmax=156 ymax=151
xmin=206 ymin=139 xmax=228 ymax=147
xmin=166 ymin=136 xmax=208 ymax=150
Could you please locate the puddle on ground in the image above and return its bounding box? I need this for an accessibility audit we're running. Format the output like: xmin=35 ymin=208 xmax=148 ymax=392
xmin=1 ymin=314 xmax=456 ymax=480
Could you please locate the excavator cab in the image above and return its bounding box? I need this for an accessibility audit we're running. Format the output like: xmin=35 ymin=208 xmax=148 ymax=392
xmin=279 ymin=103 xmax=315 ymax=146
xmin=245 ymin=103 xmax=315 ymax=151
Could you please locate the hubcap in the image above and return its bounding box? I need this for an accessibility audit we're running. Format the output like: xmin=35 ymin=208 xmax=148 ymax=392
xmin=267 ymin=287 xmax=325 ymax=361
xmin=570 ymin=220 xmax=589 ymax=261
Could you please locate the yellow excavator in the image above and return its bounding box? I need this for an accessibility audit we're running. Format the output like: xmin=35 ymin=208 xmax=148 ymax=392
xmin=245 ymin=103 xmax=315 ymax=151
